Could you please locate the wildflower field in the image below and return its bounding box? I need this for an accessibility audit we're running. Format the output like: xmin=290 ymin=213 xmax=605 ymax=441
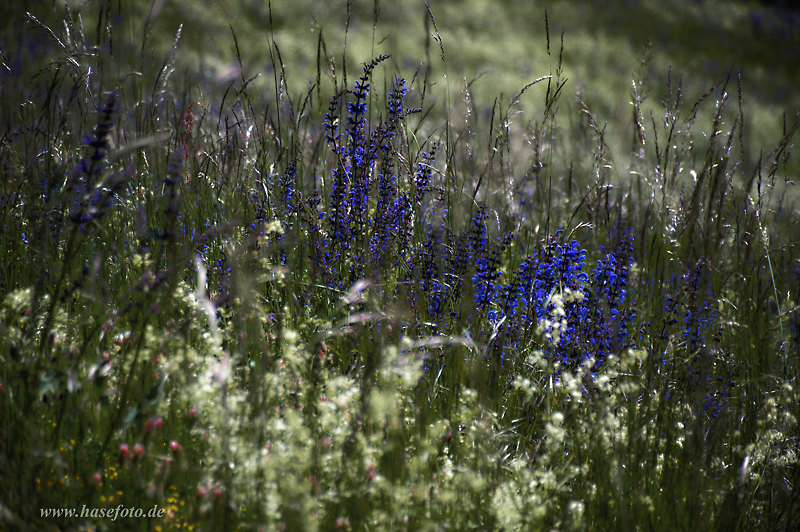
xmin=1 ymin=0 xmax=799 ymax=530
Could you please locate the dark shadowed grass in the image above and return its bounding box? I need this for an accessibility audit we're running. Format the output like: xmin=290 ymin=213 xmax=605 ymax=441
xmin=1 ymin=2 xmax=799 ymax=531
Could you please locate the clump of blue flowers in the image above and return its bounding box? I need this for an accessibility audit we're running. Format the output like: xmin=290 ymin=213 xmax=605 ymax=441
xmin=262 ymin=57 xmax=732 ymax=394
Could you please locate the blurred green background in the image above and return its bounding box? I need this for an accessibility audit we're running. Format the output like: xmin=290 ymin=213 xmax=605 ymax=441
xmin=2 ymin=0 xmax=798 ymax=169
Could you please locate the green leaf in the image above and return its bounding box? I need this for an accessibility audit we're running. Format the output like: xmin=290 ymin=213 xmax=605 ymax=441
xmin=143 ymin=372 xmax=168 ymax=406
xmin=37 ymin=372 xmax=58 ymax=397
xmin=121 ymin=405 xmax=139 ymax=430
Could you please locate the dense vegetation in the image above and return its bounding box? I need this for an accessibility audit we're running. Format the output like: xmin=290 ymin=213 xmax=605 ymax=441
xmin=1 ymin=1 xmax=798 ymax=530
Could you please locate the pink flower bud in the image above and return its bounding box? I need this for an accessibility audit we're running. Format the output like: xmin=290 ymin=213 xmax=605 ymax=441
xmin=170 ymin=440 xmax=182 ymax=459
xmin=118 ymin=443 xmax=129 ymax=464
xmin=133 ymin=442 xmax=145 ymax=461
xmin=145 ymin=417 xmax=163 ymax=436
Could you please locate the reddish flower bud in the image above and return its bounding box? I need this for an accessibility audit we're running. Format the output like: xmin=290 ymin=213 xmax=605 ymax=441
xmin=145 ymin=417 xmax=163 ymax=437
xmin=118 ymin=443 xmax=129 ymax=464
xmin=170 ymin=440 xmax=182 ymax=459
xmin=90 ymin=471 xmax=102 ymax=486
xmin=133 ymin=442 xmax=145 ymax=461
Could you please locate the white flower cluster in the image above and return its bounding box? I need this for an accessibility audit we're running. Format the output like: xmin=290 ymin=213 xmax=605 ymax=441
xmin=536 ymin=287 xmax=583 ymax=346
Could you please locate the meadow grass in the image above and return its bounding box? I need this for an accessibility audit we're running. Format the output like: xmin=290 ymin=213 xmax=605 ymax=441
xmin=1 ymin=1 xmax=799 ymax=531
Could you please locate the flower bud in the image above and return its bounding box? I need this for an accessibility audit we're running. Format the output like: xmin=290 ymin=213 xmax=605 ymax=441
xmin=132 ymin=442 xmax=145 ymax=461
xmin=118 ymin=443 xmax=129 ymax=464
xmin=170 ymin=440 xmax=183 ymax=460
